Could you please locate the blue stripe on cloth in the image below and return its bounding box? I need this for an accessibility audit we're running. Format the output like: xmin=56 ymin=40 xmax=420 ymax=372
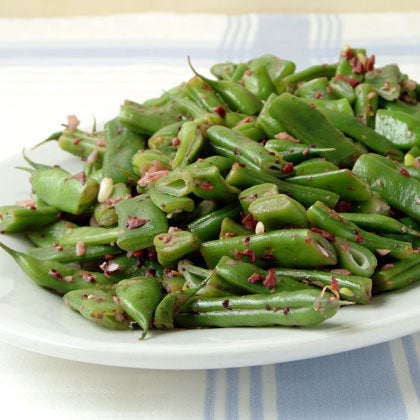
xmin=204 ymin=369 xmax=218 ymax=420
xmin=275 ymin=342 xmax=407 ymax=420
xmin=402 ymin=335 xmax=420 ymax=399
xmin=250 ymin=366 xmax=264 ymax=420
xmin=225 ymin=368 xmax=240 ymax=420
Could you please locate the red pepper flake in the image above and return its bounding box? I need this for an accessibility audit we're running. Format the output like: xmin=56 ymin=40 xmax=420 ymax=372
xmin=243 ymin=236 xmax=250 ymax=246
xmin=224 ymin=232 xmax=236 ymax=238
xmin=310 ymin=227 xmax=335 ymax=242
xmin=236 ymin=116 xmax=252 ymax=126
xmin=172 ymin=137 xmax=180 ymax=146
xmin=242 ymin=214 xmax=258 ymax=231
xmin=115 ymin=126 xmax=123 ymax=135
xmin=302 ymin=148 xmax=309 ymax=156
xmin=265 ymin=304 xmax=271 ymax=311
xmin=330 ymin=276 xmax=339 ymax=291
xmin=331 ymin=268 xmax=352 ymax=276
xmin=365 ymin=55 xmax=375 ymax=71
xmin=354 ymin=230 xmax=365 ymax=243
xmin=341 ymin=242 xmax=350 ymax=252
xmin=242 ymin=249 xmax=257 ymax=263
xmin=222 ymin=299 xmax=232 ymax=310
xmin=283 ymin=307 xmax=290 ymax=315
xmin=161 ymin=235 xmax=171 ymax=243
xmin=248 ymin=272 xmax=265 ymax=283
xmin=73 ymin=137 xmax=82 ymax=145
xmin=380 ymin=264 xmax=394 ymax=271
xmin=282 ymin=162 xmax=294 ymax=174
xmin=200 ymin=182 xmax=214 ymax=191
xmin=314 ymin=91 xmax=324 ymax=99
xmin=384 ymin=81 xmax=390 ymax=90
xmin=341 ymin=48 xmax=354 ymax=60
xmin=273 ymin=307 xmax=279 ymax=312
xmin=335 ymin=74 xmax=361 ymax=88
xmin=274 ymin=132 xmax=302 ymax=143
xmin=263 ymin=268 xmax=276 ymax=289
xmin=305 ymin=238 xmax=311 ymax=244
xmin=308 ymin=102 xmax=315 ymax=108
xmin=376 ymin=179 xmax=382 ymax=186
xmin=261 ymin=254 xmax=276 ymax=262
xmin=48 ymin=269 xmax=62 ymax=280
xmin=99 ymin=262 xmax=119 ymax=276
xmin=376 ymin=249 xmax=391 ymax=256
xmin=408 ymin=278 xmax=414 ymax=283
xmin=399 ymin=168 xmax=410 ymax=177
xmin=212 ymin=105 xmax=226 ymax=119
xmin=126 ymin=217 xmax=149 ymax=229
xmin=148 ymin=249 xmax=157 ymax=260
xmin=335 ymin=200 xmax=352 ymax=212
xmin=71 ymin=171 xmax=86 ymax=185
xmin=350 ymin=57 xmax=364 ymax=74
xmin=233 ymin=147 xmax=239 ymax=155
xmin=146 ymin=268 xmax=156 ymax=278
xmin=225 ymin=259 xmax=237 ymax=265
xmin=326 ymin=86 xmax=333 ymax=93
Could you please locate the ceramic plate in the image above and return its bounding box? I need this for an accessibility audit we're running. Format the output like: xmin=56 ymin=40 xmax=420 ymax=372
xmin=0 ymin=144 xmax=419 ymax=370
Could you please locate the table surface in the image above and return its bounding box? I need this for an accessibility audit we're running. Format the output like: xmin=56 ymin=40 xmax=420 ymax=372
xmin=1 ymin=11 xmax=420 ymax=419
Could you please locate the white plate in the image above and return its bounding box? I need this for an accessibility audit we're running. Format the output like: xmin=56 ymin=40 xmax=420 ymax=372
xmin=0 ymin=144 xmax=419 ymax=370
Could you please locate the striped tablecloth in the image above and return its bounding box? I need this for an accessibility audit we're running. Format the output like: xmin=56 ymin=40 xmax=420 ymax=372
xmin=0 ymin=12 xmax=420 ymax=419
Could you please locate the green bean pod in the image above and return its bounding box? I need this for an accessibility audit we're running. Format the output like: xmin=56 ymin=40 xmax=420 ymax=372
xmin=0 ymin=243 xmax=115 ymax=292
xmin=269 ymin=93 xmax=359 ymax=165
xmin=328 ymin=78 xmax=356 ymax=103
xmin=336 ymin=47 xmax=366 ymax=80
xmin=246 ymin=54 xmax=296 ymax=82
xmin=299 ymin=98 xmax=354 ymax=115
xmin=219 ymin=217 xmax=252 ymax=238
xmin=287 ymin=169 xmax=373 ymax=202
xmin=238 ymin=183 xmax=279 ymax=214
xmin=116 ymin=277 xmax=162 ymax=338
xmin=354 ymin=83 xmax=378 ymax=127
xmin=154 ymin=230 xmax=201 ymax=266
xmin=333 ymin=236 xmax=377 ymax=277
xmin=215 ymin=256 xmax=314 ymax=294
xmin=265 ymin=140 xmax=336 ymax=164
xmin=318 ymin=108 xmax=404 ymax=160
xmin=255 ymin=93 xmax=287 ymax=137
xmin=188 ymin=204 xmax=241 ymax=242
xmin=176 ymin=291 xmax=342 ymax=328
xmin=293 ymin=159 xmax=339 ymax=176
xmin=26 ymin=244 xmax=120 ymax=263
xmin=64 ymin=288 xmax=131 ymax=330
xmin=274 ymin=267 xmax=372 ymax=304
xmin=147 ymin=122 xmax=183 ymax=155
xmin=339 ymin=213 xmax=420 ymax=236
xmin=115 ymin=194 xmax=168 ymax=251
xmin=206 ymin=126 xmax=286 ymax=177
xmin=171 ymin=120 xmax=205 ymax=169
xmin=189 ymin=60 xmax=263 ymax=115
xmin=365 ymin=64 xmax=402 ymax=101
xmin=248 ymin=194 xmax=308 ymax=229
xmin=103 ymin=117 xmax=146 ymax=183
xmin=27 ymin=220 xmax=78 ymax=247
xmin=201 ymin=229 xmax=337 ymax=268
xmin=352 ymin=153 xmax=420 ymax=221
xmin=25 ymin=164 xmax=99 ymax=215
xmin=148 ymin=181 xmax=195 ymax=214
xmin=59 ymin=226 xmax=119 ymax=246
xmin=56 ymin=128 xmax=105 ymax=162
xmin=241 ymin=65 xmax=277 ymax=100
xmin=0 ymin=205 xmax=59 ymax=233
xmin=183 ymin=76 xmax=226 ymax=113
xmin=296 ymin=77 xmax=336 ymax=100
xmin=226 ymin=163 xmax=339 ymax=208
xmin=375 ymin=109 xmax=420 ymax=149
xmin=373 ymin=254 xmax=420 ymax=292
xmin=119 ymin=99 xmax=182 ymax=135
xmin=154 ymin=288 xmax=198 ymax=329
xmin=232 ymin=122 xmax=267 ymax=141
xmin=307 ymin=201 xmax=413 ymax=259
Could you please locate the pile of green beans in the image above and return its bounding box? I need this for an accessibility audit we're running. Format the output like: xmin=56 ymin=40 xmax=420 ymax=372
xmin=1 ymin=46 xmax=420 ymax=338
